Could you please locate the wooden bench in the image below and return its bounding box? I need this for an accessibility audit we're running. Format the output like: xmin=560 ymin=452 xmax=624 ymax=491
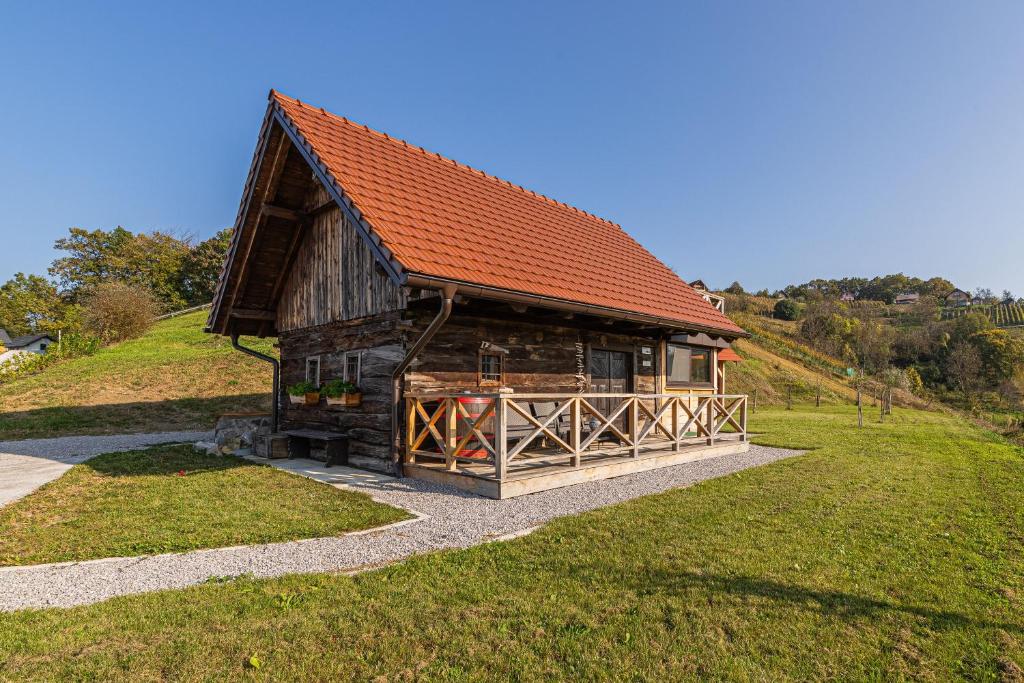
xmin=283 ymin=429 xmax=349 ymax=467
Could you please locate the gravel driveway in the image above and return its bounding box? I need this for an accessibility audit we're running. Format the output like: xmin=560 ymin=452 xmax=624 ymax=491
xmin=0 ymin=444 xmax=800 ymax=611
xmin=0 ymin=431 xmax=212 ymax=508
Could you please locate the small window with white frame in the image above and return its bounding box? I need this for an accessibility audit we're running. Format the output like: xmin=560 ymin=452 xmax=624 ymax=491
xmin=305 ymin=356 xmax=321 ymax=387
xmin=343 ymin=350 xmax=361 ymax=385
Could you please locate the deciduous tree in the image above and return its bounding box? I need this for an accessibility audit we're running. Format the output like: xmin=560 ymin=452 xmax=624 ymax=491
xmin=0 ymin=273 xmax=67 ymax=335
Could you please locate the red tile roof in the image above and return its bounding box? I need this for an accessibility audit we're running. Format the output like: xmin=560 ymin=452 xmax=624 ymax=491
xmin=271 ymin=91 xmax=745 ymax=336
xmin=717 ymin=348 xmax=743 ymax=362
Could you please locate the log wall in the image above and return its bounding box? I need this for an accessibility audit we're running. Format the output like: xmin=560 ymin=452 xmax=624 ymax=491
xmin=276 ymin=184 xmax=405 ymax=332
xmin=278 ymin=303 xmax=662 ymax=471
xmin=406 ymin=307 xmax=659 ymax=394
xmin=279 ymin=312 xmax=406 ymax=471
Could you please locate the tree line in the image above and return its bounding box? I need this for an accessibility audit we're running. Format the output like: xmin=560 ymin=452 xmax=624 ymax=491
xmin=725 ymin=274 xmax=1017 ymax=306
xmin=796 ymin=298 xmax=1023 ymax=412
xmin=0 ymin=226 xmax=231 ymax=339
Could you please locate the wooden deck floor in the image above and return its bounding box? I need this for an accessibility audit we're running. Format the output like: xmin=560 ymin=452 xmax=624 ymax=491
xmin=404 ymin=435 xmax=749 ymax=499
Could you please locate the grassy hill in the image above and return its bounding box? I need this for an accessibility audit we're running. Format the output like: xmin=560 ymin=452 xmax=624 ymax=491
xmin=4 ymin=404 xmax=1023 ymax=679
xmin=0 ymin=311 xmax=273 ymax=440
xmin=0 ymin=303 xmax=908 ymax=441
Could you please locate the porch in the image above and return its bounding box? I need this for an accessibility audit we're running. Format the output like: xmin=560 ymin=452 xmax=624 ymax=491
xmin=403 ymin=392 xmax=749 ymax=499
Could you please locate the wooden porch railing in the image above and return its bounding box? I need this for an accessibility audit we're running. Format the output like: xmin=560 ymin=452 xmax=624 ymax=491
xmin=404 ymin=392 xmax=748 ymax=481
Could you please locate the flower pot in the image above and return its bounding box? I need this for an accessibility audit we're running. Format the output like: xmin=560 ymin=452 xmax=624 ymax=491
xmin=289 ymin=394 xmax=305 ymax=405
xmin=326 ymin=392 xmax=361 ymax=407
xmin=304 ymin=392 xmax=321 ymax=406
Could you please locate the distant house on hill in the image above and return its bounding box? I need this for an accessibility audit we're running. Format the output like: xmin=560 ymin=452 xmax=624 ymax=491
xmin=893 ymin=293 xmax=920 ymax=306
xmin=689 ymin=280 xmax=725 ymax=313
xmin=839 ymin=292 xmax=855 ymax=302
xmin=0 ymin=329 xmax=55 ymax=363
xmin=944 ymin=289 xmax=970 ymax=307
xmin=972 ymin=296 xmax=986 ymax=306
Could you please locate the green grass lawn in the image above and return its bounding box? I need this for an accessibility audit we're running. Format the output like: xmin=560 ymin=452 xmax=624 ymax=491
xmin=0 ymin=446 xmax=409 ymax=566
xmin=1 ymin=405 xmax=1023 ymax=680
xmin=0 ymin=311 xmax=274 ymax=440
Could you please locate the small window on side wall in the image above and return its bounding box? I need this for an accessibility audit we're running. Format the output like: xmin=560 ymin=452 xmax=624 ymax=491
xmin=305 ymin=356 xmax=321 ymax=387
xmin=479 ymin=351 xmax=503 ymax=386
xmin=666 ymin=344 xmax=712 ymax=387
xmin=343 ymin=350 xmax=361 ymax=385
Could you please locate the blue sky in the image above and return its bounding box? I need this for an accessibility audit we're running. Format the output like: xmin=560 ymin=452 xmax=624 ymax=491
xmin=1 ymin=1 xmax=1022 ymax=295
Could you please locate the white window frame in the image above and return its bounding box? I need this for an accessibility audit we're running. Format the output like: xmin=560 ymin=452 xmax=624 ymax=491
xmin=305 ymin=356 xmax=321 ymax=387
xmin=342 ymin=350 xmax=362 ymax=385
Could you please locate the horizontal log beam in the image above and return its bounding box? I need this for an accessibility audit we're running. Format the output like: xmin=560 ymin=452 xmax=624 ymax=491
xmin=260 ymin=203 xmax=305 ymax=222
xmin=229 ymin=308 xmax=276 ymax=321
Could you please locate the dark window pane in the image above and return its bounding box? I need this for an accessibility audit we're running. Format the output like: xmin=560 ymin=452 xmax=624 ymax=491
xmin=480 ymin=353 xmax=502 ymax=382
xmin=666 ymin=345 xmax=691 ymax=384
xmin=345 ymin=352 xmax=360 ymax=384
xmin=690 ymin=349 xmax=710 ymax=383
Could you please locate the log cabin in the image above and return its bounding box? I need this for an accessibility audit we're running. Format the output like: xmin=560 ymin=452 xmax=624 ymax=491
xmin=207 ymin=90 xmax=749 ymax=498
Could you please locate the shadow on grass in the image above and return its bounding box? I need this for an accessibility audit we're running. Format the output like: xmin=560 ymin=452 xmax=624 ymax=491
xmin=637 ymin=569 xmax=1021 ymax=635
xmin=82 ymin=447 xmax=259 ymax=478
xmin=0 ymin=394 xmax=270 ymax=443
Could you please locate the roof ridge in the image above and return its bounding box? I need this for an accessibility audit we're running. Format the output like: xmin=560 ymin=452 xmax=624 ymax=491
xmin=270 ymin=90 xmax=623 ymax=229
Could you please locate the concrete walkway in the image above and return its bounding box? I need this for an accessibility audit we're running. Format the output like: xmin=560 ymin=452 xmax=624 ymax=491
xmin=0 ymin=431 xmax=212 ymax=508
xmin=0 ymin=444 xmax=801 ymax=611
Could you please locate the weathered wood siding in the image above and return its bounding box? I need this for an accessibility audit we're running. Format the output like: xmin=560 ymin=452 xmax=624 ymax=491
xmin=406 ymin=308 xmax=659 ymax=394
xmin=279 ymin=312 xmax=406 ymax=471
xmin=278 ymin=303 xmax=664 ymax=471
xmin=276 ymin=184 xmax=405 ymax=332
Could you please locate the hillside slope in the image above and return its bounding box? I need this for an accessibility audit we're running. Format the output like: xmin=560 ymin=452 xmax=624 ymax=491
xmin=726 ymin=338 xmax=857 ymax=405
xmin=0 ymin=312 xmax=273 ymax=440
xmin=0 ymin=307 xmax=875 ymax=441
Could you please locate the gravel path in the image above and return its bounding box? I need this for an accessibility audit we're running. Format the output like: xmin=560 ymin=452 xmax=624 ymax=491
xmin=0 ymin=444 xmax=800 ymax=611
xmin=0 ymin=431 xmax=212 ymax=508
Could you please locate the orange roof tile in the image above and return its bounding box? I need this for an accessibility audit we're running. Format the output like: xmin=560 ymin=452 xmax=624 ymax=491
xmin=717 ymin=348 xmax=743 ymax=362
xmin=271 ymin=91 xmax=745 ymax=336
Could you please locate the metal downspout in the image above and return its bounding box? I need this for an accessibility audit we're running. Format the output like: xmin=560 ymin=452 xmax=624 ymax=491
xmin=231 ymin=334 xmax=280 ymax=433
xmin=391 ymin=285 xmax=456 ymax=476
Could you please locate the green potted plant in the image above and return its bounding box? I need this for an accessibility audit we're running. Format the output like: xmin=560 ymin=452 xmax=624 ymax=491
xmin=322 ymin=379 xmax=362 ymax=407
xmin=287 ymin=381 xmax=320 ymax=406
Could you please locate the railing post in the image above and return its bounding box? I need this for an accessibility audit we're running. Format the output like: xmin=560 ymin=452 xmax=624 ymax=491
xmin=670 ymin=397 xmax=680 ymax=452
xmin=706 ymin=397 xmax=715 ymax=446
xmin=570 ymin=397 xmax=581 ymax=468
xmin=404 ymin=397 xmax=417 ymax=464
xmin=630 ymin=397 xmax=640 ymax=458
xmin=494 ymin=396 xmax=507 ymax=480
xmin=445 ymin=397 xmax=458 ymax=471
xmin=740 ymin=396 xmax=748 ymax=442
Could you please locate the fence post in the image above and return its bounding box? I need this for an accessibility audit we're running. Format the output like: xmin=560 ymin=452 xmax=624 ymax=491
xmin=494 ymin=396 xmax=507 ymax=480
xmin=445 ymin=397 xmax=458 ymax=471
xmin=404 ymin=397 xmax=417 ymax=464
xmin=671 ymin=397 xmax=680 ymax=452
xmin=856 ymin=379 xmax=864 ymax=428
xmin=630 ymin=397 xmax=640 ymax=458
xmin=706 ymin=398 xmax=715 ymax=446
xmin=740 ymin=396 xmax=748 ymax=442
xmin=570 ymin=397 xmax=581 ymax=467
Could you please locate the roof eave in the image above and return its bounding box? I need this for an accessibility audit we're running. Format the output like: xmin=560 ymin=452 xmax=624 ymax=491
xmin=404 ymin=273 xmax=749 ymax=339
